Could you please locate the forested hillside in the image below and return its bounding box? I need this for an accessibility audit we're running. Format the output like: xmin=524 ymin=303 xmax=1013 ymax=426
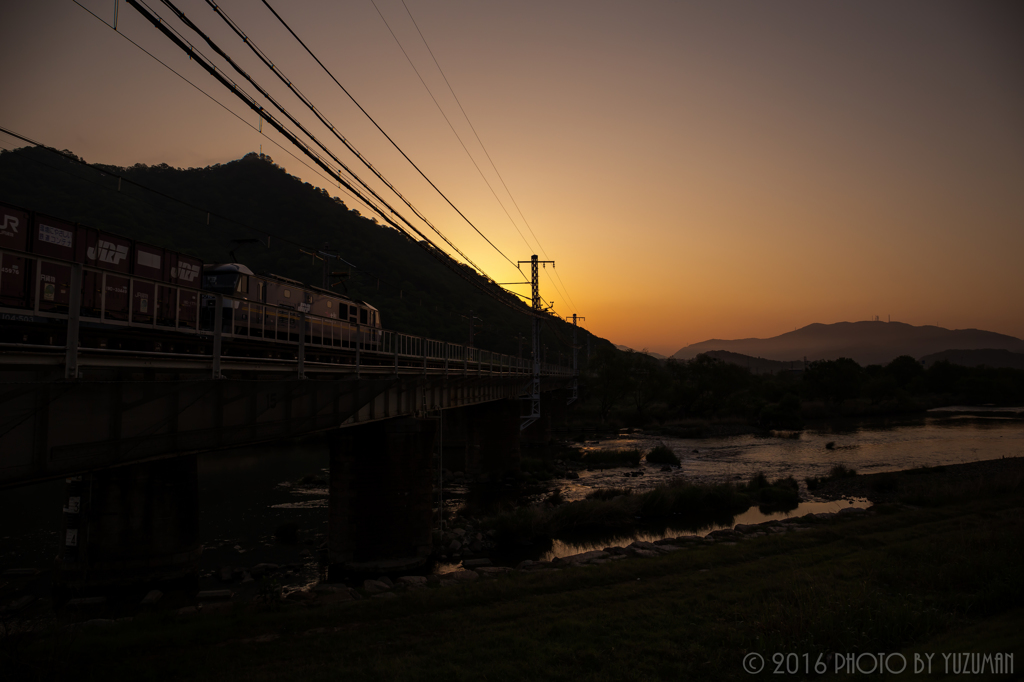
xmin=0 ymin=145 xmax=601 ymax=359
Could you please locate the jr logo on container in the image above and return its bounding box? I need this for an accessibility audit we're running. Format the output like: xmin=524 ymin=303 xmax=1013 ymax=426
xmin=1 ymin=215 xmax=19 ymax=235
xmin=87 ymin=240 xmax=129 ymax=266
xmin=172 ymin=262 xmax=200 ymax=283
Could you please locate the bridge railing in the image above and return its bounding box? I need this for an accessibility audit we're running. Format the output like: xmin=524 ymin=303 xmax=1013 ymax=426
xmin=0 ymin=246 xmax=572 ymax=380
xmin=0 ymin=246 xmax=203 ymax=333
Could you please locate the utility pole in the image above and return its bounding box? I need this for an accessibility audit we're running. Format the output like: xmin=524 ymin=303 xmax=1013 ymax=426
xmin=566 ymin=313 xmax=585 ymax=405
xmin=517 ymin=254 xmax=554 ymax=431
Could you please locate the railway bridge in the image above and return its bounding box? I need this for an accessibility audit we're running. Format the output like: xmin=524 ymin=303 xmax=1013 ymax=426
xmin=0 ymin=249 xmax=580 ymax=589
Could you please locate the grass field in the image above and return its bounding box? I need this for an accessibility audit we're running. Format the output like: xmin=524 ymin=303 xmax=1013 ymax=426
xmin=4 ymin=473 xmax=1021 ymax=681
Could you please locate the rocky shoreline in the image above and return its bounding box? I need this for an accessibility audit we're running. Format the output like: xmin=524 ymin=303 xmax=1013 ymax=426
xmin=19 ymin=503 xmax=878 ymax=632
xmin=183 ymin=505 xmax=874 ymax=612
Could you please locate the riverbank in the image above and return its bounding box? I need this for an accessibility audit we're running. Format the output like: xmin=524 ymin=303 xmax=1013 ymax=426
xmin=3 ymin=458 xmax=1021 ymax=681
xmin=812 ymin=456 xmax=1024 ymax=504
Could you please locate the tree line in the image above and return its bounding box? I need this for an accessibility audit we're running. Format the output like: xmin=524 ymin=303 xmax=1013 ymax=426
xmin=584 ymin=348 xmax=1024 ymax=428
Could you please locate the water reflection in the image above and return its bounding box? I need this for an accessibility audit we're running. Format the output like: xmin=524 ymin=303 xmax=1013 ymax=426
xmin=0 ymin=413 xmax=1021 ymax=576
xmin=538 ymin=498 xmax=870 ymax=562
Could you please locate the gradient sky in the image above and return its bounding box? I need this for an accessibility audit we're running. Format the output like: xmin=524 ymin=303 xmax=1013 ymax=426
xmin=1 ymin=0 xmax=1022 ymax=355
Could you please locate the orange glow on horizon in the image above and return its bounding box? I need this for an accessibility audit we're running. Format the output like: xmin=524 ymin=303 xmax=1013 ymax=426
xmin=1 ymin=1 xmax=1021 ymax=356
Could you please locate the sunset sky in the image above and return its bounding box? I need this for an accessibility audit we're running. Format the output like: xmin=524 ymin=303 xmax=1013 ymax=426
xmin=1 ymin=0 xmax=1021 ymax=356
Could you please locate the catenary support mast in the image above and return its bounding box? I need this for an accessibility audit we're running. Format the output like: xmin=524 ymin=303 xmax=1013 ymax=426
xmin=566 ymin=313 xmax=585 ymax=405
xmin=518 ymin=254 xmax=553 ymax=430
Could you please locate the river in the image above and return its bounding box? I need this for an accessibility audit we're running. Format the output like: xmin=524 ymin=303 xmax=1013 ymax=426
xmin=1 ymin=409 xmax=1021 ymax=581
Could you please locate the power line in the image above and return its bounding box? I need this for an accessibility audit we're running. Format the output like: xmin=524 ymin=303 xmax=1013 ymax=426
xmin=397 ymin=0 xmax=537 ymax=253
xmin=259 ymin=0 xmax=521 ymax=276
xmin=192 ymin=0 xmax=497 ymax=280
xmin=69 ymin=0 xmax=366 ymax=208
xmin=124 ymin=2 xmax=420 ymax=248
xmin=393 ymin=0 xmax=581 ymax=315
xmin=0 ymin=135 xmax=516 ymax=329
xmin=0 ymin=127 xmax=337 ymax=257
xmin=69 ymin=0 xmax=553 ymax=320
xmin=124 ymin=0 xmax=541 ymax=318
xmin=370 ymin=0 xmax=530 ymax=261
xmin=151 ymin=0 xmax=428 ymax=250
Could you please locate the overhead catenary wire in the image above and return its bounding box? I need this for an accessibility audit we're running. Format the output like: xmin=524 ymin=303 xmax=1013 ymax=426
xmin=69 ymin=0 xmax=366 ymax=209
xmin=0 ymin=135 xmax=533 ymax=330
xmin=391 ymin=0 xmax=581 ymax=314
xmin=193 ymin=0 xmax=501 ymax=281
xmin=116 ymin=0 xmax=544 ymax=319
xmin=369 ymin=0 xmax=529 ymax=259
xmin=259 ymin=0 xmax=521 ymax=276
xmin=160 ymin=1 xmax=487 ymax=280
xmin=67 ymin=0 xmax=569 ymax=325
xmin=153 ymin=0 xmax=493 ymax=279
xmin=397 ymin=0 xmax=537 ymax=255
xmin=58 ymin=5 xmax=551 ymax=326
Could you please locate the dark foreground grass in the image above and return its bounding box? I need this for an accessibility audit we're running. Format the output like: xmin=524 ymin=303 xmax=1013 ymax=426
xmin=5 ymin=489 xmax=1022 ymax=681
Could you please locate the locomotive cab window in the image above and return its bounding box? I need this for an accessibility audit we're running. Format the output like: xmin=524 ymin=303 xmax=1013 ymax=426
xmin=360 ymin=308 xmax=368 ymax=324
xmin=349 ymin=305 xmax=357 ymax=319
xmin=236 ymin=276 xmax=248 ymax=294
xmin=205 ymin=273 xmax=238 ymax=294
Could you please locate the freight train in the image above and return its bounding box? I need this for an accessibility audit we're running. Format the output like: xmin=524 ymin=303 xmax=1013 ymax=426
xmin=0 ymin=200 xmax=382 ymax=356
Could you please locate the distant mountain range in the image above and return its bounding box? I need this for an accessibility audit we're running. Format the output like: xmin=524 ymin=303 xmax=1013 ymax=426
xmin=671 ymin=321 xmax=1024 ymax=367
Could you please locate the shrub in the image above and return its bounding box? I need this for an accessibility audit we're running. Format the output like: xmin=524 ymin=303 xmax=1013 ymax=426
xmin=545 ymin=489 xmax=566 ymax=506
xmin=755 ymin=484 xmax=800 ymax=509
xmin=829 ymin=464 xmax=857 ymax=478
xmin=743 ymin=472 xmax=770 ymax=491
xmin=548 ymin=497 xmax=637 ymax=530
xmin=739 ymin=473 xmax=800 ymax=508
xmin=806 ymin=464 xmax=857 ymax=490
xmin=582 ymin=449 xmax=643 ymax=467
xmin=645 ymin=444 xmax=680 ymax=466
xmin=584 ymin=487 xmax=633 ymax=501
xmin=481 ymin=480 xmax=756 ymax=540
xmin=772 ymin=476 xmax=799 ymax=491
xmin=484 ymin=505 xmax=551 ymax=542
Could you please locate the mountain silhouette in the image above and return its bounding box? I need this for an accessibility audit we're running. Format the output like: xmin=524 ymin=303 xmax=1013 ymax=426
xmin=671 ymin=321 xmax=1024 ymax=367
xmin=615 ymin=345 xmax=667 ymax=360
xmin=0 ymin=146 xmax=598 ymax=357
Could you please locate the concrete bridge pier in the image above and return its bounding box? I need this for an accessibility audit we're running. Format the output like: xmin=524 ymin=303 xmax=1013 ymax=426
xmin=463 ymin=398 xmax=522 ymax=474
xmin=439 ymin=407 xmax=471 ymax=473
xmin=55 ymin=455 xmax=201 ymax=595
xmin=327 ymin=417 xmax=436 ymax=577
